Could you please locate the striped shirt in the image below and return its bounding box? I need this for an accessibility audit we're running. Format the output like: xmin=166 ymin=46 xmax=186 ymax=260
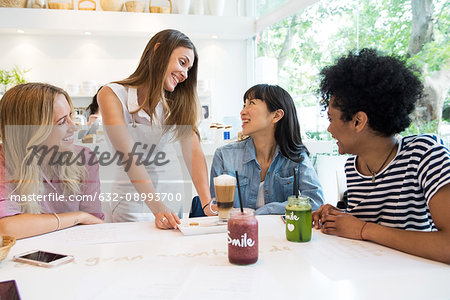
xmin=345 ymin=134 xmax=450 ymax=231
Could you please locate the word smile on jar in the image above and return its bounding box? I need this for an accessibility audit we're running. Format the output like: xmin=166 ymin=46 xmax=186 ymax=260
xmin=227 ymin=231 xmax=256 ymax=247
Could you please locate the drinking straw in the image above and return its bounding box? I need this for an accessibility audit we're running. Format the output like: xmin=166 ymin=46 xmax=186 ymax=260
xmin=293 ymin=167 xmax=299 ymax=198
xmin=294 ymin=168 xmax=302 ymax=240
xmin=235 ymin=171 xmax=244 ymax=213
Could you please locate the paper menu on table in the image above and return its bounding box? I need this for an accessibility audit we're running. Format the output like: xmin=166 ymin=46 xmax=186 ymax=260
xmin=17 ymin=222 xmax=159 ymax=248
xmin=178 ymin=217 xmax=227 ymax=236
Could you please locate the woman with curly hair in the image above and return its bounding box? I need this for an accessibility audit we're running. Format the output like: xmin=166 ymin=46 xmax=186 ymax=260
xmin=313 ymin=48 xmax=450 ymax=264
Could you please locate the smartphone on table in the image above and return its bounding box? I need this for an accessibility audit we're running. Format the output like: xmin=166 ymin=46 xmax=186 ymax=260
xmin=13 ymin=250 xmax=74 ymax=268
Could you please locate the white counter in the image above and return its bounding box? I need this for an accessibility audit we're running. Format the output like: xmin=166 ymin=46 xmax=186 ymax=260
xmin=1 ymin=216 xmax=448 ymax=300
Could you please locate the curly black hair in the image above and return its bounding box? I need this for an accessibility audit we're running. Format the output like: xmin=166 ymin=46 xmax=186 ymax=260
xmin=319 ymin=48 xmax=423 ymax=136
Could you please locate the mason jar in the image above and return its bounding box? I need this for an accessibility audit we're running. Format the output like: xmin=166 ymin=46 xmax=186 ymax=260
xmin=227 ymin=208 xmax=258 ymax=265
xmin=285 ymin=195 xmax=312 ymax=242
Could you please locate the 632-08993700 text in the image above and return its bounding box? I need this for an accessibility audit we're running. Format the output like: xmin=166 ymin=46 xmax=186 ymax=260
xmin=9 ymin=192 xmax=183 ymax=203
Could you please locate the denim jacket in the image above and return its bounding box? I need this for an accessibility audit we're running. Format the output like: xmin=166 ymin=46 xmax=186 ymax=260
xmin=210 ymin=138 xmax=324 ymax=215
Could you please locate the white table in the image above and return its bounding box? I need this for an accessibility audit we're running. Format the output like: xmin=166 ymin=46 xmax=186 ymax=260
xmin=1 ymin=216 xmax=449 ymax=300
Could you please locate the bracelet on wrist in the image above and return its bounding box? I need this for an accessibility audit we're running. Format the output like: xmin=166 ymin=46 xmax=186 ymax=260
xmin=53 ymin=213 xmax=61 ymax=231
xmin=209 ymin=200 xmax=217 ymax=214
xmin=360 ymin=222 xmax=368 ymax=240
xmin=202 ymin=201 xmax=210 ymax=211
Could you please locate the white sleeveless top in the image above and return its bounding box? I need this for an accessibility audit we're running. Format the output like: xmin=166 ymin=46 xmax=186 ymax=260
xmin=107 ymin=83 xmax=164 ymax=126
xmin=103 ymin=83 xmax=184 ymax=222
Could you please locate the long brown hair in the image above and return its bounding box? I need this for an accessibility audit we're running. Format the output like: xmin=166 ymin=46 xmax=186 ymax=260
xmin=116 ymin=29 xmax=199 ymax=138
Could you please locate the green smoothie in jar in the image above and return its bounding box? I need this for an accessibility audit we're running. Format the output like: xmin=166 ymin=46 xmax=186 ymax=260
xmin=285 ymin=195 xmax=312 ymax=242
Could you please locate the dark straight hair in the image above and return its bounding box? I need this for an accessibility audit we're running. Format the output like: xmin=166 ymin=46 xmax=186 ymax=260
xmin=86 ymin=87 xmax=102 ymax=116
xmin=243 ymin=84 xmax=308 ymax=162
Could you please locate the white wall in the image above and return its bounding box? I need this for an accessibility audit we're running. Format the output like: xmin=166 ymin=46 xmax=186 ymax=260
xmin=0 ymin=33 xmax=248 ymax=122
xmin=196 ymin=38 xmax=248 ymax=121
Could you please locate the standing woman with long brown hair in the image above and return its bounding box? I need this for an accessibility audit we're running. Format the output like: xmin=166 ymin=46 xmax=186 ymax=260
xmin=98 ymin=29 xmax=214 ymax=229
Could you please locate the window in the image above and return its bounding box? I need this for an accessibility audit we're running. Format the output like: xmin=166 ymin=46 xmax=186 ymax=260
xmin=255 ymin=0 xmax=291 ymax=17
xmin=255 ymin=0 xmax=450 ymax=142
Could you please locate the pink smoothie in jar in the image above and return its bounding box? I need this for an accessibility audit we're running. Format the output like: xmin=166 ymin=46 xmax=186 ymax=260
xmin=227 ymin=208 xmax=258 ymax=265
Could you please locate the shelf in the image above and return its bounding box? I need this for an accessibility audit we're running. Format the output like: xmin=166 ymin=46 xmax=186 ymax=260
xmin=0 ymin=8 xmax=255 ymax=39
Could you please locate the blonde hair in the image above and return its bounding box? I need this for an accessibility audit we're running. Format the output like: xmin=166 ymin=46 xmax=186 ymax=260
xmin=115 ymin=29 xmax=200 ymax=139
xmin=0 ymin=83 xmax=86 ymax=213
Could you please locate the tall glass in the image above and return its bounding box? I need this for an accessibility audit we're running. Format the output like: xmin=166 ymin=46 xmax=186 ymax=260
xmin=213 ymin=175 xmax=236 ymax=222
xmin=285 ymin=196 xmax=312 ymax=242
xmin=227 ymin=208 xmax=258 ymax=265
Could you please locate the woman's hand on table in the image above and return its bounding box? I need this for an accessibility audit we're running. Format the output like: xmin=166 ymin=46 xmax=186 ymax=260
xmin=312 ymin=204 xmax=341 ymax=229
xmin=312 ymin=204 xmax=366 ymax=240
xmin=320 ymin=210 xmax=367 ymax=240
xmin=155 ymin=212 xmax=181 ymax=229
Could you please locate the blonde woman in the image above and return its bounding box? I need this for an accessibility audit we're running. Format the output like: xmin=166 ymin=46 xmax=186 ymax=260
xmin=98 ymin=29 xmax=214 ymax=229
xmin=0 ymin=83 xmax=104 ymax=239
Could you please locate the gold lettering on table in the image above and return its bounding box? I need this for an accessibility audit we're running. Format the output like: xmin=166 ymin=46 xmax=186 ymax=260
xmin=267 ymin=245 xmax=291 ymax=253
xmin=84 ymin=256 xmax=143 ymax=266
xmin=182 ymin=251 xmax=210 ymax=257
xmin=158 ymin=245 xmax=293 ymax=257
xmin=85 ymin=257 xmax=100 ymax=266
xmin=159 ymin=249 xmax=227 ymax=257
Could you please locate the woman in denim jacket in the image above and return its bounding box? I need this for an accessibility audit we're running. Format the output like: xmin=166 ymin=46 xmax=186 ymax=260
xmin=210 ymin=84 xmax=324 ymax=215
